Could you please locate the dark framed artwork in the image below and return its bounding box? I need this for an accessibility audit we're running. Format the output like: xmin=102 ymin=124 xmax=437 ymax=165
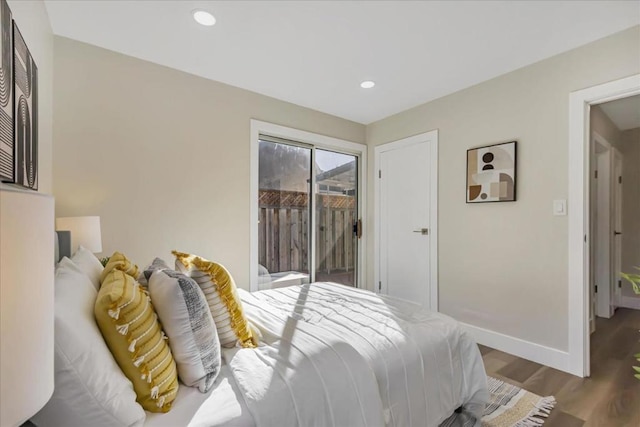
xmin=0 ymin=0 xmax=12 ymax=182
xmin=466 ymin=141 xmax=517 ymax=203
xmin=13 ymin=21 xmax=37 ymax=190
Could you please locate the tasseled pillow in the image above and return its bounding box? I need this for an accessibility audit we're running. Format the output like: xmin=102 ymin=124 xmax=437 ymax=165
xmin=95 ymin=252 xmax=179 ymax=412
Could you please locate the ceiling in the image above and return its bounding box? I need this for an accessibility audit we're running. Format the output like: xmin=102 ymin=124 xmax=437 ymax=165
xmin=44 ymin=1 xmax=640 ymax=124
xmin=599 ymin=95 xmax=640 ymax=131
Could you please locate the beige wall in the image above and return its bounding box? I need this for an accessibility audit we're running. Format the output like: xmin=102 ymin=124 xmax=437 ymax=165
xmin=620 ymin=127 xmax=640 ymax=298
xmin=366 ymin=26 xmax=640 ymax=351
xmin=53 ymin=23 xmax=639 ymax=351
xmin=52 ymin=37 xmax=365 ymax=287
xmin=7 ymin=0 xmax=53 ymax=193
xmin=591 ymin=105 xmax=622 ymax=150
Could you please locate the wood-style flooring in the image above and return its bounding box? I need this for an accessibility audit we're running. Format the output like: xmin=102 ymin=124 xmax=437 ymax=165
xmin=479 ymin=308 xmax=640 ymax=427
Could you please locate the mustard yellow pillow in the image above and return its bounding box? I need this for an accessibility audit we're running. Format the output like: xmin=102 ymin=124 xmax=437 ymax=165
xmin=173 ymin=251 xmax=257 ymax=348
xmin=96 ymin=252 xmax=179 ymax=412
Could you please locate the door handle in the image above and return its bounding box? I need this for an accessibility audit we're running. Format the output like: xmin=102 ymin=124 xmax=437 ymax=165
xmin=614 ymin=231 xmax=622 ymax=235
xmin=413 ymin=228 xmax=429 ymax=235
xmin=353 ymin=219 xmax=362 ymax=239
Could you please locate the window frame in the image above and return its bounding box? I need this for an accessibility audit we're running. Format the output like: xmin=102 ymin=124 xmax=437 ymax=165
xmin=250 ymin=120 xmax=367 ymax=292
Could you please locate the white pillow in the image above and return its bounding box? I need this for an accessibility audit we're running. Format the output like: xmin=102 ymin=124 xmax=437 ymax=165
xmin=31 ymin=258 xmax=145 ymax=427
xmin=71 ymin=245 xmax=104 ymax=290
xmin=146 ymin=259 xmax=221 ymax=392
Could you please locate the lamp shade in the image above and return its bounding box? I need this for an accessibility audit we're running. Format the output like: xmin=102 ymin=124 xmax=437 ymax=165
xmin=56 ymin=216 xmax=103 ymax=254
xmin=1 ymin=187 xmax=55 ymax=426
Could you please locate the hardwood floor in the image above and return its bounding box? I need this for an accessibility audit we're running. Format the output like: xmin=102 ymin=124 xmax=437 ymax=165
xmin=479 ymin=308 xmax=640 ymax=427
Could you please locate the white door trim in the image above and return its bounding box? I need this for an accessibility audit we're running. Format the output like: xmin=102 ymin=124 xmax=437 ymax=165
xmin=567 ymin=73 xmax=640 ymax=377
xmin=374 ymin=130 xmax=439 ymax=311
xmin=249 ymin=119 xmax=367 ymax=292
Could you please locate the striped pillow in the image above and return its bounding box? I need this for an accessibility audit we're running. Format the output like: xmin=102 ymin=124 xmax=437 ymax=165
xmin=144 ymin=259 xmax=221 ymax=392
xmin=96 ymin=252 xmax=179 ymax=412
xmin=173 ymin=251 xmax=257 ymax=348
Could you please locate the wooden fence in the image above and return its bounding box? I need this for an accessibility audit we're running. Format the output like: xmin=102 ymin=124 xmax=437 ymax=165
xmin=258 ymin=190 xmax=356 ymax=275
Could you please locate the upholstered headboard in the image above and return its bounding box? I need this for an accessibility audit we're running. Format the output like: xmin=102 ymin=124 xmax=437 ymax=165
xmin=55 ymin=230 xmax=72 ymax=262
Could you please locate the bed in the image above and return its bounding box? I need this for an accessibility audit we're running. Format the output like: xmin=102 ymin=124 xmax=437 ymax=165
xmin=146 ymin=283 xmax=488 ymax=427
xmin=40 ymin=240 xmax=487 ymax=427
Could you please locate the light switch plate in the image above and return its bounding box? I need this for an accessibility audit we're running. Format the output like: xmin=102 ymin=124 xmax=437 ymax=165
xmin=553 ymin=199 xmax=567 ymax=216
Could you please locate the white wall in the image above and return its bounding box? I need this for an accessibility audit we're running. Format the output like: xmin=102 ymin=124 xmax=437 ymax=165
xmin=52 ymin=37 xmax=365 ymax=288
xmin=366 ymin=26 xmax=640 ymax=352
xmin=1 ymin=1 xmax=54 ymax=423
xmin=7 ymin=0 xmax=53 ymax=194
xmin=620 ymin=127 xmax=640 ymax=299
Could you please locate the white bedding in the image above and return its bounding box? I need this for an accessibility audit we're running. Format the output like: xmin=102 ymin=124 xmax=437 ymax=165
xmin=233 ymin=283 xmax=487 ymax=427
xmin=144 ymin=365 xmax=254 ymax=427
xmin=146 ymin=283 xmax=488 ymax=427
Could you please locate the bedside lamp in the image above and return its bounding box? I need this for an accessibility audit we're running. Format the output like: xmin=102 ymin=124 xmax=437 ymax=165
xmin=55 ymin=216 xmax=103 ymax=254
xmin=1 ymin=187 xmax=55 ymax=426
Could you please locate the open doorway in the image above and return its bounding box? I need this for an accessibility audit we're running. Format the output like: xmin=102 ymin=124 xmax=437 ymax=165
xmin=588 ymin=95 xmax=640 ymax=375
xmin=568 ymin=74 xmax=639 ymax=378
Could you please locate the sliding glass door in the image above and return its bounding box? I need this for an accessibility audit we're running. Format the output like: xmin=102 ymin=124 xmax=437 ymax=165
xmin=257 ymin=136 xmax=359 ymax=289
xmin=314 ymin=149 xmax=358 ymax=287
xmin=258 ymin=138 xmax=312 ymax=287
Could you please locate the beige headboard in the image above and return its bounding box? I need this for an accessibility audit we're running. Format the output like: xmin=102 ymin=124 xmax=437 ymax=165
xmin=55 ymin=230 xmax=72 ymax=262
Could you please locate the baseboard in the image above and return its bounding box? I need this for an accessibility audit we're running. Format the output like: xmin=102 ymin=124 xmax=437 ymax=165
xmin=460 ymin=322 xmax=571 ymax=374
xmin=619 ymin=296 xmax=640 ymax=310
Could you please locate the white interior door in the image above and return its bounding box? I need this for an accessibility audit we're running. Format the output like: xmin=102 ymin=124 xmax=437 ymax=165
xmin=589 ymin=138 xmax=597 ymax=333
xmin=377 ymin=133 xmax=436 ymax=309
xmin=612 ymin=149 xmax=623 ymax=307
xmin=595 ymin=149 xmax=612 ymax=318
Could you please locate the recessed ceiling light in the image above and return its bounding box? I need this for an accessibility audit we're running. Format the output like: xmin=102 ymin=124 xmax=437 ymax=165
xmin=193 ymin=10 xmax=216 ymax=26
xmin=360 ymin=80 xmax=375 ymax=89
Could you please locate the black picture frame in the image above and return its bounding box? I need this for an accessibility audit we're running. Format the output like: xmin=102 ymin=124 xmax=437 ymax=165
xmin=466 ymin=140 xmax=517 ymax=203
xmin=13 ymin=20 xmax=37 ymax=190
xmin=0 ymin=0 xmax=13 ymax=183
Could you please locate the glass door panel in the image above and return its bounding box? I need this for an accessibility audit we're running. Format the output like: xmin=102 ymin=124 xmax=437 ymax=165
xmin=258 ymin=139 xmax=311 ymax=289
xmin=314 ymin=149 xmax=357 ymax=286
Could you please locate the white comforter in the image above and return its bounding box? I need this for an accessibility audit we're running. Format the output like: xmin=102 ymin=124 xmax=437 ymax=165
xmin=225 ymin=283 xmax=488 ymax=427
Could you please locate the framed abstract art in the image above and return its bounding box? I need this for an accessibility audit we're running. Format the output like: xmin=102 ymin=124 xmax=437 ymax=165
xmin=0 ymin=0 xmax=38 ymax=190
xmin=13 ymin=21 xmax=38 ymax=190
xmin=0 ymin=0 xmax=12 ymax=182
xmin=466 ymin=141 xmax=516 ymax=203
